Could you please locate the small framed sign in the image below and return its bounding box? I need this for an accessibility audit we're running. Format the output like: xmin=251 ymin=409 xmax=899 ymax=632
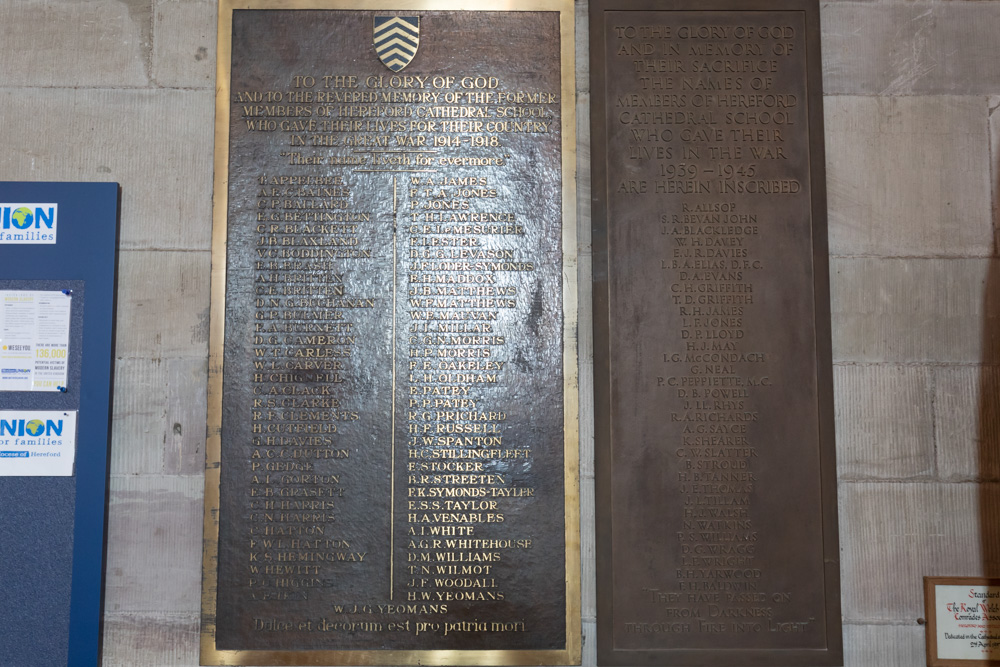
xmin=925 ymin=577 xmax=1000 ymax=666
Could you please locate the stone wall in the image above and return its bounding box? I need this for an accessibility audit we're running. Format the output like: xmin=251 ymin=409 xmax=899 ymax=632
xmin=0 ymin=0 xmax=996 ymax=665
xmin=821 ymin=3 xmax=1000 ymax=662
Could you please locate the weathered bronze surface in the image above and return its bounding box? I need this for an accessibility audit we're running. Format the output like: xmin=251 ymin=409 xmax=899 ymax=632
xmin=590 ymin=1 xmax=841 ymax=664
xmin=202 ymin=2 xmax=580 ymax=664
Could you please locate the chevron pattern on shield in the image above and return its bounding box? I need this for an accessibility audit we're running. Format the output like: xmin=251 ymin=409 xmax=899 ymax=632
xmin=374 ymin=17 xmax=420 ymax=72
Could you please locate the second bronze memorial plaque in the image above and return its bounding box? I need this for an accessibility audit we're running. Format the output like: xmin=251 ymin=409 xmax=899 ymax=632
xmin=202 ymin=1 xmax=579 ymax=664
xmin=591 ymin=1 xmax=841 ymax=665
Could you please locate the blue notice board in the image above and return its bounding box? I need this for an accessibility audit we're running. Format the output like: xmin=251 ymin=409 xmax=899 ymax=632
xmin=0 ymin=182 xmax=119 ymax=667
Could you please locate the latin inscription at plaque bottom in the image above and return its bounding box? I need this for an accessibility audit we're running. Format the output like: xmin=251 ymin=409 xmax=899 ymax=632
xmin=202 ymin=3 xmax=579 ymax=665
xmin=591 ymin=2 xmax=841 ymax=665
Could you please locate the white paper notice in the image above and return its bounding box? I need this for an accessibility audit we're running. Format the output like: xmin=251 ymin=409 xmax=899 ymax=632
xmin=0 ymin=290 xmax=72 ymax=391
xmin=936 ymin=584 xmax=1000 ymax=659
xmin=0 ymin=411 xmax=77 ymax=476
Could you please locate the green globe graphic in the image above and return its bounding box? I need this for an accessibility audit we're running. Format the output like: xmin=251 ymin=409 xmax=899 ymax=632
xmin=11 ymin=207 xmax=33 ymax=229
xmin=25 ymin=420 xmax=44 ymax=436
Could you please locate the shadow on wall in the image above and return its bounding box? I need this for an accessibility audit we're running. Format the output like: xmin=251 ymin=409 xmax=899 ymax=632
xmin=980 ymin=257 xmax=1000 ymax=575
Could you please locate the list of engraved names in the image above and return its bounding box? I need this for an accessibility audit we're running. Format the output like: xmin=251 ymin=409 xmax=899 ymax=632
xmin=214 ymin=10 xmax=568 ymax=653
xmin=605 ymin=11 xmax=829 ymax=651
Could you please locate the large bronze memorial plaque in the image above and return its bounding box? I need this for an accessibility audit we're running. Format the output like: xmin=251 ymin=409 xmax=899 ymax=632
xmin=591 ymin=1 xmax=841 ymax=664
xmin=201 ymin=2 xmax=579 ymax=664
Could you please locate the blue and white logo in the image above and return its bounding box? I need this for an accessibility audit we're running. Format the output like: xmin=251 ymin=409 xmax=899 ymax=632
xmin=0 ymin=203 xmax=58 ymax=244
xmin=0 ymin=416 xmax=65 ymax=438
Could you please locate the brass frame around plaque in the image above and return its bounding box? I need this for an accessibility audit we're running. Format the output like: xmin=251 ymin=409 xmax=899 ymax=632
xmin=201 ymin=1 xmax=579 ymax=665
